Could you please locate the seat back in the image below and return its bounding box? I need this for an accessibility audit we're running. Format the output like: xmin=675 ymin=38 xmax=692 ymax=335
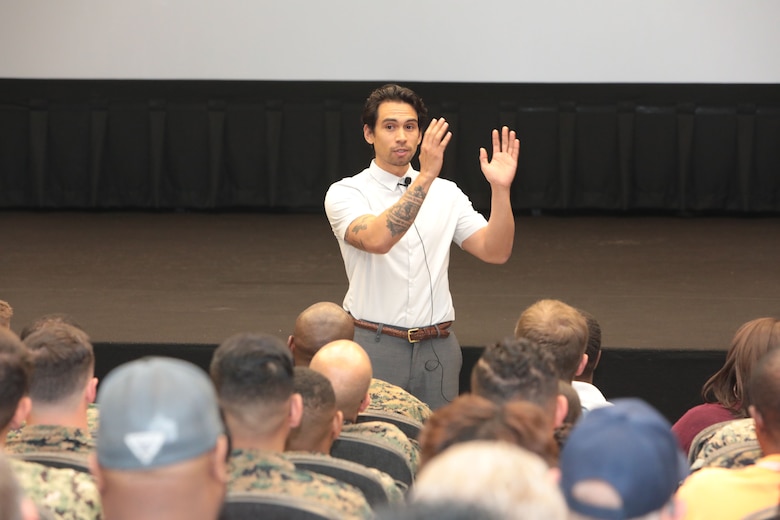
xmin=330 ymin=432 xmax=413 ymax=488
xmin=287 ymin=452 xmax=393 ymax=507
xmin=357 ymin=410 xmax=423 ymax=441
xmin=10 ymin=452 xmax=90 ymax=474
xmin=219 ymin=492 xmax=342 ymax=520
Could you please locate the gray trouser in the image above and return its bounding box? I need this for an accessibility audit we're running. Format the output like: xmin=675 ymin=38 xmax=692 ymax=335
xmin=354 ymin=326 xmax=462 ymax=410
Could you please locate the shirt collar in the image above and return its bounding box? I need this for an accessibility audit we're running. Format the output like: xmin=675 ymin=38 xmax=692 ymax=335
xmin=368 ymin=160 xmax=417 ymax=191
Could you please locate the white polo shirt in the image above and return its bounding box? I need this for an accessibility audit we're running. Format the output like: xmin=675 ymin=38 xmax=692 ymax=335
xmin=325 ymin=161 xmax=487 ymax=328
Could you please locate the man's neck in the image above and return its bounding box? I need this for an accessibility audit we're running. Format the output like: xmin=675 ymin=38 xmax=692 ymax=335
xmin=27 ymin=404 xmax=89 ymax=431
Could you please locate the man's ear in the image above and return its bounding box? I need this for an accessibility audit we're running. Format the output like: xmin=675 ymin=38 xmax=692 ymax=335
xmin=10 ymin=396 xmax=31 ymax=430
xmin=211 ymin=434 xmax=229 ymax=484
xmin=363 ymin=124 xmax=375 ymax=145
xmin=289 ymin=393 xmax=304 ymax=429
xmin=575 ymin=354 xmax=589 ymax=377
xmin=554 ymin=394 xmax=569 ymax=429
xmin=287 ymin=335 xmax=295 ymax=353
xmin=750 ymin=405 xmax=765 ymax=431
xmin=85 ymin=377 xmax=98 ymax=404
xmin=331 ymin=410 xmax=344 ymax=440
xmin=358 ymin=393 xmax=371 ymax=414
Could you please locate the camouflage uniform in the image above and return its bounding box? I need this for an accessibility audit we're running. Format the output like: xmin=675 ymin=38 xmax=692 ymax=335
xmin=6 ymin=424 xmax=94 ymax=456
xmin=227 ymin=448 xmax=372 ymax=519
xmin=9 ymin=458 xmax=102 ymax=520
xmin=287 ymin=450 xmax=405 ymax=505
xmin=690 ymin=418 xmax=762 ymax=472
xmin=368 ymin=378 xmax=432 ymax=424
xmin=342 ymin=421 xmax=420 ymax=474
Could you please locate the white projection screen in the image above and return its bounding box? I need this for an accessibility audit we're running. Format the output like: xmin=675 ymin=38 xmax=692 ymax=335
xmin=1 ymin=0 xmax=778 ymax=83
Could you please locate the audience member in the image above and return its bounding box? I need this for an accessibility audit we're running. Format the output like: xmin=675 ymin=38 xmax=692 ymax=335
xmin=0 ymin=452 xmax=39 ymax=520
xmin=289 ymin=301 xmax=432 ymax=423
xmin=560 ymin=398 xmax=686 ymax=520
xmin=572 ymin=309 xmax=612 ymax=413
xmin=0 ymin=300 xmax=12 ymax=329
xmin=515 ymin=299 xmax=589 ymax=382
xmin=411 ymin=441 xmax=567 ymax=520
xmin=471 ymin=336 xmax=567 ymax=429
xmin=90 ymin=356 xmax=227 ymax=520
xmin=672 ymin=317 xmax=780 ymax=453
xmin=417 ymin=393 xmax=558 ymax=469
xmin=6 ymin=323 xmax=96 ymax=457
xmin=310 ymin=339 xmax=421 ymax=473
xmin=0 ymin=328 xmax=101 ymax=520
xmin=210 ymin=332 xmax=372 ymax=519
xmin=677 ymin=347 xmax=780 ymax=519
xmin=286 ymin=367 xmax=405 ymax=504
xmin=16 ymin=314 xmax=99 ymax=436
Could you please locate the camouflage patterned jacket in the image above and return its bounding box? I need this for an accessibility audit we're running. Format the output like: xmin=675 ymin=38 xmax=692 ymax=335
xmin=342 ymin=421 xmax=420 ymax=474
xmin=367 ymin=378 xmax=432 ymax=424
xmin=9 ymin=458 xmax=102 ymax=520
xmin=6 ymin=424 xmax=94 ymax=456
xmin=227 ymin=448 xmax=372 ymax=519
xmin=690 ymin=418 xmax=762 ymax=472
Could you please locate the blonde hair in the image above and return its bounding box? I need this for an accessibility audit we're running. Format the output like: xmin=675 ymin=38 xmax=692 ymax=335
xmin=412 ymin=441 xmax=567 ymax=520
xmin=515 ymin=299 xmax=588 ymax=381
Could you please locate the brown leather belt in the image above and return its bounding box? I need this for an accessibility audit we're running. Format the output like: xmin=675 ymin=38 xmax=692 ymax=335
xmin=353 ymin=318 xmax=453 ymax=344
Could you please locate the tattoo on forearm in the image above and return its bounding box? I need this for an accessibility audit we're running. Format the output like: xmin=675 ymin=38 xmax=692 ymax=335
xmin=386 ymin=186 xmax=426 ymax=236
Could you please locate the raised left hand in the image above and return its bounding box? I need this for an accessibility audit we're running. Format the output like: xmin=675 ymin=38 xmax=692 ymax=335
xmin=479 ymin=126 xmax=520 ymax=189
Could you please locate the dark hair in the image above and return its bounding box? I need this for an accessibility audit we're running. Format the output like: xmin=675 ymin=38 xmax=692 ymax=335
xmin=210 ymin=332 xmax=294 ymax=407
xmin=362 ymin=84 xmax=428 ymax=132
xmin=293 ymin=366 xmax=336 ymax=412
xmin=746 ymin=348 xmax=780 ymax=433
xmin=577 ymin=309 xmax=602 ymax=379
xmin=702 ymin=317 xmax=780 ymax=417
xmin=471 ymin=336 xmax=560 ymax=413
xmin=24 ymin=323 xmax=94 ymax=403
xmin=0 ymin=329 xmax=32 ymax=429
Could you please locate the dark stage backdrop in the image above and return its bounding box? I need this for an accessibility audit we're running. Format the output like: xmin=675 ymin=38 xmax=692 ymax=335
xmin=1 ymin=80 xmax=779 ymax=213
xmin=92 ymin=342 xmax=726 ymax=425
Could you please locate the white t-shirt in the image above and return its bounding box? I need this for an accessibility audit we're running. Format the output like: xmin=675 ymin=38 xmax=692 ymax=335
xmin=325 ymin=160 xmax=487 ymax=328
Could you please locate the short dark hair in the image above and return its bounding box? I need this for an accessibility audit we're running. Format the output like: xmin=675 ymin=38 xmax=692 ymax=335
xmin=471 ymin=337 xmax=560 ymax=413
xmin=577 ymin=309 xmax=602 ymax=379
xmin=210 ymin=332 xmax=294 ymax=408
xmin=0 ymin=329 xmax=32 ymax=429
xmin=362 ymin=84 xmax=429 ymax=132
xmin=747 ymin=348 xmax=780 ymax=433
xmin=293 ymin=366 xmax=336 ymax=412
xmin=24 ymin=323 xmax=94 ymax=404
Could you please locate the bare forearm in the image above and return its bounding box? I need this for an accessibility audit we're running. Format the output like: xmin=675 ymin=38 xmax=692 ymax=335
xmin=346 ymin=182 xmax=429 ymax=254
xmin=483 ymin=185 xmax=515 ymax=263
xmin=463 ymin=184 xmax=515 ymax=264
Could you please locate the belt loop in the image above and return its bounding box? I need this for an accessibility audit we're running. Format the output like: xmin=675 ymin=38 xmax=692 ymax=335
xmin=374 ymin=324 xmax=383 ymax=342
xmin=434 ymin=324 xmax=441 ymax=338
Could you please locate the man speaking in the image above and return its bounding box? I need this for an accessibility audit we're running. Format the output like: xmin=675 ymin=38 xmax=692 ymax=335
xmin=325 ymin=84 xmax=519 ymax=409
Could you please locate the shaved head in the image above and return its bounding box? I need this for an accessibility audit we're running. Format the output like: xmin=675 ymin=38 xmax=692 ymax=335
xmin=309 ymin=340 xmax=372 ymax=422
xmin=290 ymin=302 xmax=355 ymax=366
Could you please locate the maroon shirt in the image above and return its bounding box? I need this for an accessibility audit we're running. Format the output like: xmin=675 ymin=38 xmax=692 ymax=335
xmin=672 ymin=402 xmax=737 ymax=454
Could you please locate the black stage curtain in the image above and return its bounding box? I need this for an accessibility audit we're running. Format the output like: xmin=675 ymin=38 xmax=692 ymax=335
xmin=1 ymin=80 xmax=778 ymax=212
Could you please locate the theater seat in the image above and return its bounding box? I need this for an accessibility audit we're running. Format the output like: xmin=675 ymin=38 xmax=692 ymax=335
xmin=219 ymin=492 xmax=341 ymax=520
